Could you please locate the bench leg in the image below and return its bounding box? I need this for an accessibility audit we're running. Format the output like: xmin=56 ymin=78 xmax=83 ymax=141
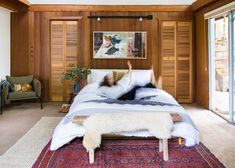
xmin=88 ymin=149 xmax=95 ymax=164
xmin=159 ymin=139 xmax=163 ymax=152
xmin=163 ymin=139 xmax=169 ymax=161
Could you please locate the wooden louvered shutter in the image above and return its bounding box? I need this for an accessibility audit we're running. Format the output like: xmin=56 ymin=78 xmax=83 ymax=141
xmin=51 ymin=21 xmax=78 ymax=102
xmin=176 ymin=22 xmax=192 ymax=103
xmin=51 ymin=21 xmax=64 ymax=101
xmin=64 ymin=21 xmax=78 ymax=101
xmin=161 ymin=21 xmax=177 ymax=98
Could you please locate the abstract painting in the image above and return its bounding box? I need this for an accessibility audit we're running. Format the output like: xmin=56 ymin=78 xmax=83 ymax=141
xmin=93 ymin=31 xmax=147 ymax=59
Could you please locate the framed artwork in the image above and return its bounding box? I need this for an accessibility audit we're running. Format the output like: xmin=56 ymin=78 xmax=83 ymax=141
xmin=93 ymin=31 xmax=147 ymax=59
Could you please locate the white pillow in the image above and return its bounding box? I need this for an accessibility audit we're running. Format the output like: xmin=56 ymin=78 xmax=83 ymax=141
xmin=131 ymin=70 xmax=152 ymax=86
xmin=88 ymin=70 xmax=112 ymax=84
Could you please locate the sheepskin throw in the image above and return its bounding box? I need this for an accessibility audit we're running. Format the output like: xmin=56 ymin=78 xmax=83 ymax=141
xmin=82 ymin=112 xmax=173 ymax=163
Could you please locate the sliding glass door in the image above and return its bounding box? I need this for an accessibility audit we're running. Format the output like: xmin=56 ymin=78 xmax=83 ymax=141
xmin=209 ymin=11 xmax=235 ymax=122
xmin=232 ymin=11 xmax=235 ymax=122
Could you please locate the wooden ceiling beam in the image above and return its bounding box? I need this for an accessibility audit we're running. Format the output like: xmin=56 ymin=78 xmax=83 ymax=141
xmin=191 ymin=0 xmax=218 ymax=11
xmin=29 ymin=5 xmax=192 ymax=12
xmin=0 ymin=0 xmax=30 ymax=12
xmin=18 ymin=0 xmax=30 ymax=6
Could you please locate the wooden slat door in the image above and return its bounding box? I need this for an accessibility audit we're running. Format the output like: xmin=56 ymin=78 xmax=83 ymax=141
xmin=161 ymin=21 xmax=177 ymax=98
xmin=50 ymin=20 xmax=78 ymax=102
xmin=64 ymin=21 xmax=78 ymax=101
xmin=51 ymin=21 xmax=64 ymax=101
xmin=176 ymin=22 xmax=192 ymax=103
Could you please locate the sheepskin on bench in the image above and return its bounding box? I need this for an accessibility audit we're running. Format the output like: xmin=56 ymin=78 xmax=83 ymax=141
xmin=80 ymin=112 xmax=173 ymax=163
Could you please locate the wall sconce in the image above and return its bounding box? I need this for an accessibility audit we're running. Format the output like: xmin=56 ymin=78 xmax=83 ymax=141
xmin=139 ymin=17 xmax=143 ymax=22
xmin=97 ymin=17 xmax=101 ymax=21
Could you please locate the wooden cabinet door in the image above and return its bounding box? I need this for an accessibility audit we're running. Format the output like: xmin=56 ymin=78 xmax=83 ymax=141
xmin=50 ymin=20 xmax=79 ymax=102
xmin=176 ymin=22 xmax=192 ymax=103
xmin=51 ymin=21 xmax=64 ymax=102
xmin=161 ymin=21 xmax=177 ymax=98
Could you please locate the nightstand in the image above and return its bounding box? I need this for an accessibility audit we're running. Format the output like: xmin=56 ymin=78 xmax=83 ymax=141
xmin=68 ymin=92 xmax=78 ymax=104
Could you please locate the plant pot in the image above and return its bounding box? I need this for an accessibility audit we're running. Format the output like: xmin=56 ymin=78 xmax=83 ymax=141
xmin=73 ymin=83 xmax=79 ymax=93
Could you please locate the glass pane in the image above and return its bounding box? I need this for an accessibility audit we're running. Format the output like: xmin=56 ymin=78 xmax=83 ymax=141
xmin=212 ymin=15 xmax=230 ymax=119
xmin=233 ymin=11 xmax=235 ymax=122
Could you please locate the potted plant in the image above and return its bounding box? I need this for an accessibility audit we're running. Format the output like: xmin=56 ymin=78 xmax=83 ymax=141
xmin=62 ymin=67 xmax=91 ymax=93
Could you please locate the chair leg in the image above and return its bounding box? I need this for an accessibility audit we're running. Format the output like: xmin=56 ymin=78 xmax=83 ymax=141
xmin=1 ymin=99 xmax=3 ymax=115
xmin=39 ymin=98 xmax=43 ymax=110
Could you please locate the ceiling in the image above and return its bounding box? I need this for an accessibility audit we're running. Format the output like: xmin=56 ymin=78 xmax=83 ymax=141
xmin=28 ymin=0 xmax=196 ymax=5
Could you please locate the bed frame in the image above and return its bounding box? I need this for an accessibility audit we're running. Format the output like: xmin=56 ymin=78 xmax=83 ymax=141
xmin=82 ymin=69 xmax=183 ymax=163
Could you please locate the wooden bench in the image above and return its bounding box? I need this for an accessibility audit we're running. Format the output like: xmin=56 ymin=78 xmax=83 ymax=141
xmin=73 ymin=113 xmax=182 ymax=163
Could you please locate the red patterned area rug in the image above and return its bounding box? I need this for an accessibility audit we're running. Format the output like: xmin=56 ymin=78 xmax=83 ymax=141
xmin=33 ymin=138 xmax=225 ymax=168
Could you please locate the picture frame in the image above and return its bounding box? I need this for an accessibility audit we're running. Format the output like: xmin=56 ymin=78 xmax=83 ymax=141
xmin=93 ymin=31 xmax=147 ymax=59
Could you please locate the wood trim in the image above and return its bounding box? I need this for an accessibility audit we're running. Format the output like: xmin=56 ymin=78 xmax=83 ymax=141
xmin=82 ymin=12 xmax=91 ymax=67
xmin=18 ymin=0 xmax=30 ymax=6
xmin=194 ymin=0 xmax=234 ymax=109
xmin=191 ymin=0 xmax=217 ymax=11
xmin=29 ymin=5 xmax=192 ymax=12
xmin=204 ymin=1 xmax=235 ymax=19
xmin=49 ymin=16 xmax=83 ymax=21
xmin=0 ymin=0 xmax=29 ymax=12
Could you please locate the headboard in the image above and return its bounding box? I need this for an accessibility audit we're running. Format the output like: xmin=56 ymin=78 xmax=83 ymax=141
xmin=87 ymin=69 xmax=153 ymax=84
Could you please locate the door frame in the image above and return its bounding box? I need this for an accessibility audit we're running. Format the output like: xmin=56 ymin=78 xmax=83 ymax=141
xmin=208 ymin=11 xmax=235 ymax=122
xmin=49 ymin=16 xmax=83 ymax=102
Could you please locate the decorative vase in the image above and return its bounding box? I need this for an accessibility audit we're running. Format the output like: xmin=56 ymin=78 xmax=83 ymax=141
xmin=73 ymin=83 xmax=79 ymax=93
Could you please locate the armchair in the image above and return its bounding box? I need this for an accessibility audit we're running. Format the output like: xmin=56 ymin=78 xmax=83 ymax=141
xmin=1 ymin=75 xmax=43 ymax=113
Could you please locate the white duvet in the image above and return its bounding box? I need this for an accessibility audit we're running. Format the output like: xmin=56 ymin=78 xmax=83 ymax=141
xmin=50 ymin=83 xmax=199 ymax=150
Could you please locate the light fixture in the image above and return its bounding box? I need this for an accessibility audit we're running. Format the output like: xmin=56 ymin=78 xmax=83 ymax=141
xmin=88 ymin=15 xmax=153 ymax=21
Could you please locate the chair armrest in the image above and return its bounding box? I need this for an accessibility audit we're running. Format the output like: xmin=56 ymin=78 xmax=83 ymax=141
xmin=2 ymin=84 xmax=9 ymax=100
xmin=33 ymin=79 xmax=42 ymax=97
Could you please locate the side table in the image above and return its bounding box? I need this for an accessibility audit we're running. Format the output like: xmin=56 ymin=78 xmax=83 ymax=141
xmin=68 ymin=92 xmax=78 ymax=104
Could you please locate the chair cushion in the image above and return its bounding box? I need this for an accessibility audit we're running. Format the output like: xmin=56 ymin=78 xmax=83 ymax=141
xmin=8 ymin=91 xmax=37 ymax=100
xmin=6 ymin=75 xmax=33 ymax=87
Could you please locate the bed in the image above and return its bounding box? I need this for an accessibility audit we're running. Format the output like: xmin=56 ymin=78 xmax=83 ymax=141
xmin=50 ymin=69 xmax=199 ymax=151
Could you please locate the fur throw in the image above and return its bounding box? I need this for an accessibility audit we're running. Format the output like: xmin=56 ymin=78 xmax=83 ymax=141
xmin=82 ymin=112 xmax=173 ymax=151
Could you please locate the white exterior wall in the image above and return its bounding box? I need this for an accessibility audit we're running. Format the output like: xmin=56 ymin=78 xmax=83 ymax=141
xmin=0 ymin=7 xmax=10 ymax=80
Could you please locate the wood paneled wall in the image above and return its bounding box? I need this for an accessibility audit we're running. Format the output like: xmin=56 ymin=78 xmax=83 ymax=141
xmin=10 ymin=8 xmax=193 ymax=102
xmin=195 ymin=0 xmax=234 ymax=108
xmin=89 ymin=12 xmax=155 ymax=70
xmin=11 ymin=12 xmax=30 ymax=76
